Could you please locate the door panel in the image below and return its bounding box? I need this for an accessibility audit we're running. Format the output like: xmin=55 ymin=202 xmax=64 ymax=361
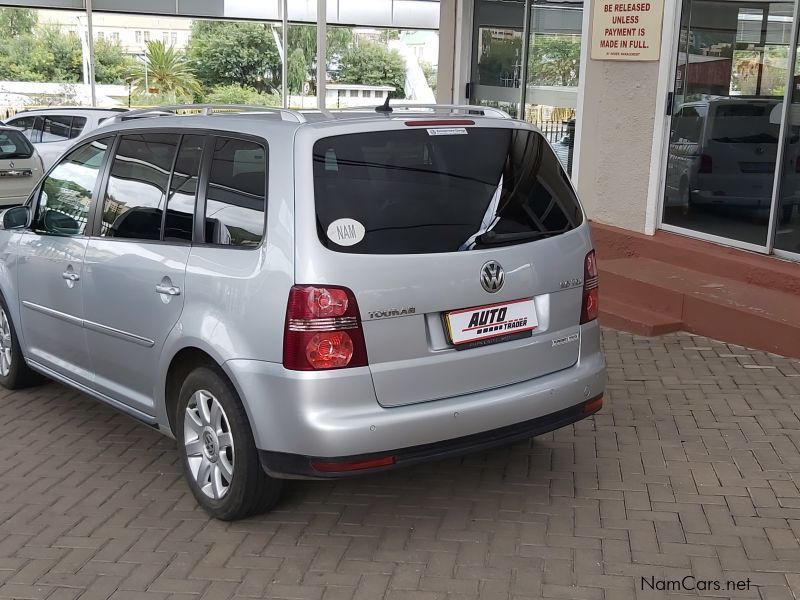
xmin=82 ymin=133 xmax=197 ymax=414
xmin=17 ymin=138 xmax=112 ymax=385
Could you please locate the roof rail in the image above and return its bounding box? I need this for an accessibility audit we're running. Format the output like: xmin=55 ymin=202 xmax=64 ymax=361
xmin=332 ymin=103 xmax=512 ymax=119
xmin=110 ymin=104 xmax=306 ymax=124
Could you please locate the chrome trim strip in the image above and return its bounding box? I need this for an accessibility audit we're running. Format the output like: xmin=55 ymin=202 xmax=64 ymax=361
xmin=288 ymin=317 xmax=359 ymax=332
xmin=83 ymin=320 xmax=155 ymax=348
xmin=22 ymin=300 xmax=83 ymax=326
xmin=26 ymin=359 xmax=157 ymax=426
xmin=22 ymin=300 xmax=155 ymax=347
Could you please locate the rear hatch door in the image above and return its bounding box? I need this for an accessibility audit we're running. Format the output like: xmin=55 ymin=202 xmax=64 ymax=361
xmin=0 ymin=129 xmax=42 ymax=201
xmin=294 ymin=118 xmax=592 ymax=407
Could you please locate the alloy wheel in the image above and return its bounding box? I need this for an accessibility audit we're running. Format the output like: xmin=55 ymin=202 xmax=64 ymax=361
xmin=0 ymin=308 xmax=13 ymax=377
xmin=183 ymin=389 xmax=235 ymax=499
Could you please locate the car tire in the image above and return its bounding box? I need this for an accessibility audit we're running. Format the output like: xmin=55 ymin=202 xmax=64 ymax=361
xmin=176 ymin=365 xmax=283 ymax=520
xmin=0 ymin=296 xmax=44 ymax=390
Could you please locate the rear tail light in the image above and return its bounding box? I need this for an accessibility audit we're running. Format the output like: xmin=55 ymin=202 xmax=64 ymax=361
xmin=582 ymin=394 xmax=603 ymax=414
xmin=698 ymin=153 xmax=713 ymax=173
xmin=580 ymin=250 xmax=599 ymax=324
xmin=283 ymin=285 xmax=368 ymax=370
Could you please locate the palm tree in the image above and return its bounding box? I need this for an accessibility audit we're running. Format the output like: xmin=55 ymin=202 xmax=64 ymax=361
xmin=135 ymin=40 xmax=200 ymax=101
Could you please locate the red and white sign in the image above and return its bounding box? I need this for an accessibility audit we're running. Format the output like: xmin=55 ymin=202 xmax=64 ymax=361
xmin=445 ymin=298 xmax=538 ymax=346
xmin=591 ymin=0 xmax=664 ymax=61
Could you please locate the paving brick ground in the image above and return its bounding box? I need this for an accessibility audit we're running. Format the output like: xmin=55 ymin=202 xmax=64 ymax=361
xmin=0 ymin=329 xmax=798 ymax=599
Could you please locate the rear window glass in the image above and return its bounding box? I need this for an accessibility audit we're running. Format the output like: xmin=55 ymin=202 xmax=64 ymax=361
xmin=0 ymin=129 xmax=33 ymax=159
xmin=312 ymin=128 xmax=583 ymax=254
xmin=711 ymin=103 xmax=779 ymax=144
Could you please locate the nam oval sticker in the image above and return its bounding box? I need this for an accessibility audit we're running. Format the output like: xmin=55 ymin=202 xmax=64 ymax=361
xmin=327 ymin=218 xmax=365 ymax=247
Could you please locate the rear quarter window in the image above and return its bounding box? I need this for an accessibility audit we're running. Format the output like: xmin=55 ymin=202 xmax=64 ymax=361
xmin=312 ymin=127 xmax=583 ymax=254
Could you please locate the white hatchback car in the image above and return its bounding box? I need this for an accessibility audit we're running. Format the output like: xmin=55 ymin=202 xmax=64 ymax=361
xmin=6 ymin=107 xmax=126 ymax=170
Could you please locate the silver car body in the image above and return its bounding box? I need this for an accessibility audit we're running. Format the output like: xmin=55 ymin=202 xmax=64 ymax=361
xmin=6 ymin=107 xmax=125 ymax=170
xmin=0 ymin=105 xmax=605 ymax=476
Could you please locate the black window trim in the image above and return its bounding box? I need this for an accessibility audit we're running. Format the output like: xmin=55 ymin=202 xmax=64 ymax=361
xmin=83 ymin=126 xmax=267 ymax=250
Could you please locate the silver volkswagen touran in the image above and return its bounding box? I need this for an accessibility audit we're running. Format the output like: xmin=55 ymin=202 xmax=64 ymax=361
xmin=0 ymin=104 xmax=605 ymax=520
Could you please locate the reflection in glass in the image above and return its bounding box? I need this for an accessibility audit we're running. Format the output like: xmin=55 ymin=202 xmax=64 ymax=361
xmin=205 ymin=137 xmax=267 ymax=247
xmin=101 ymin=133 xmax=180 ymax=240
xmin=35 ymin=138 xmax=111 ymax=236
xmin=774 ymin=40 xmax=800 ymax=255
xmin=662 ymin=0 xmax=793 ymax=246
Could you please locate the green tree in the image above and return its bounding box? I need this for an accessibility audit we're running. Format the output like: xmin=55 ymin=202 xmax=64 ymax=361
xmin=420 ymin=61 xmax=437 ymax=94
xmin=204 ymin=83 xmax=280 ymax=106
xmin=287 ymin=47 xmax=307 ymax=94
xmin=527 ymin=36 xmax=580 ymax=87
xmin=337 ymin=42 xmax=405 ymax=98
xmin=286 ymin=25 xmax=353 ymax=91
xmin=187 ymin=21 xmax=281 ymax=93
xmin=94 ymin=38 xmax=137 ymax=84
xmin=0 ymin=8 xmax=37 ymax=38
xmin=135 ymin=40 xmax=200 ymax=100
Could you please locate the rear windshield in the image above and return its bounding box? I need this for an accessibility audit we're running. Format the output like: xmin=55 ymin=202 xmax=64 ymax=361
xmin=711 ymin=103 xmax=779 ymax=144
xmin=0 ymin=129 xmax=33 ymax=159
xmin=312 ymin=127 xmax=583 ymax=254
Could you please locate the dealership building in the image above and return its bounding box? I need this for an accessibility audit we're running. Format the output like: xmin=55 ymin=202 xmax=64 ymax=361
xmin=3 ymin=0 xmax=799 ymax=356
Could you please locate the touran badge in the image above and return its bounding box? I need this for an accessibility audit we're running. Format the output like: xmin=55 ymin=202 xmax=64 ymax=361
xmin=480 ymin=261 xmax=505 ymax=293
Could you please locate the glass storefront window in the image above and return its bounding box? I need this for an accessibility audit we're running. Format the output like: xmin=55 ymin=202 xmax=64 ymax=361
xmin=662 ymin=0 xmax=794 ymax=248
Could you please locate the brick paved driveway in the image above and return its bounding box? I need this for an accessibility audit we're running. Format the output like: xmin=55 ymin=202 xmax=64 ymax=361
xmin=0 ymin=329 xmax=798 ymax=600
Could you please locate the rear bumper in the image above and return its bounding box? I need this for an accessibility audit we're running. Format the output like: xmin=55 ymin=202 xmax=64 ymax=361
xmin=225 ymin=320 xmax=605 ymax=460
xmin=260 ymin=395 xmax=602 ymax=478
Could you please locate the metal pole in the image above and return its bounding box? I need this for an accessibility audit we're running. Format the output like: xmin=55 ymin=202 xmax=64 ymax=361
xmin=86 ymin=0 xmax=97 ymax=107
xmin=317 ymin=0 xmax=327 ymax=110
xmin=765 ymin=0 xmax=800 ymax=253
xmin=518 ymin=0 xmax=532 ymax=120
xmin=282 ymin=0 xmax=289 ymax=108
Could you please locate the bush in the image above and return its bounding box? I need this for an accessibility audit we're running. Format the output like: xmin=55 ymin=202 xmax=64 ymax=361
xmin=204 ymin=83 xmax=280 ymax=106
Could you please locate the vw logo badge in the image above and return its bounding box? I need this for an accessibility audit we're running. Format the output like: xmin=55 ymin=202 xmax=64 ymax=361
xmin=480 ymin=261 xmax=505 ymax=293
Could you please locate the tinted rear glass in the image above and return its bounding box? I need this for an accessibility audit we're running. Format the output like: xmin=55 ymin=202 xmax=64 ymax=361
xmin=312 ymin=128 xmax=583 ymax=254
xmin=0 ymin=129 xmax=33 ymax=159
xmin=711 ymin=103 xmax=779 ymax=144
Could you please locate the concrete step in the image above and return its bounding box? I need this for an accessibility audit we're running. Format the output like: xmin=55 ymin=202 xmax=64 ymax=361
xmin=599 ymin=297 xmax=682 ymax=337
xmin=592 ymin=222 xmax=800 ymax=297
xmin=598 ymin=256 xmax=800 ymax=357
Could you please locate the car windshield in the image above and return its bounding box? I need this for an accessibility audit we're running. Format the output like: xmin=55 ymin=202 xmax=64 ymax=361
xmin=312 ymin=127 xmax=583 ymax=254
xmin=0 ymin=129 xmax=34 ymax=159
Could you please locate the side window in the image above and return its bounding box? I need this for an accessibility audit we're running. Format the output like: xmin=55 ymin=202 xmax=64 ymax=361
xmin=164 ymin=134 xmax=204 ymax=242
xmin=33 ymin=137 xmax=111 ymax=236
xmin=70 ymin=116 xmax=87 ymax=139
xmin=41 ymin=116 xmax=73 ymax=143
xmin=9 ymin=116 xmax=40 ymax=142
xmin=204 ymin=137 xmax=266 ymax=247
xmin=100 ymin=133 xmax=180 ymax=240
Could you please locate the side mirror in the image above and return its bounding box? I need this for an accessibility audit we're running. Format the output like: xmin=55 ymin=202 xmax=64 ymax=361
xmin=0 ymin=205 xmax=31 ymax=230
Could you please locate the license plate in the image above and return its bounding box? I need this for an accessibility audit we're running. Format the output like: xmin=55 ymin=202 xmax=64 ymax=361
xmin=445 ymin=298 xmax=538 ymax=349
xmin=0 ymin=169 xmax=31 ymax=178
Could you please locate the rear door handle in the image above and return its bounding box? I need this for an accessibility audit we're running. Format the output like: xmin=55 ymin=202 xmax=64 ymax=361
xmin=155 ymin=284 xmax=181 ymax=296
xmin=61 ymin=271 xmax=80 ymax=282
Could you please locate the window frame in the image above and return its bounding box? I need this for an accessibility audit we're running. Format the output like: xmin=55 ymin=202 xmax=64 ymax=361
xmin=40 ymin=115 xmax=74 ymax=144
xmin=27 ymin=134 xmax=115 ymax=239
xmin=8 ymin=115 xmax=43 ymax=143
xmin=195 ymin=132 xmax=269 ymax=251
xmin=83 ymin=127 xmax=267 ymax=250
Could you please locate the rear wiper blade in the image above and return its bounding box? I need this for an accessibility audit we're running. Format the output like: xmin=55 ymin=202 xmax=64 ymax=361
xmin=476 ymin=229 xmax=564 ymax=245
